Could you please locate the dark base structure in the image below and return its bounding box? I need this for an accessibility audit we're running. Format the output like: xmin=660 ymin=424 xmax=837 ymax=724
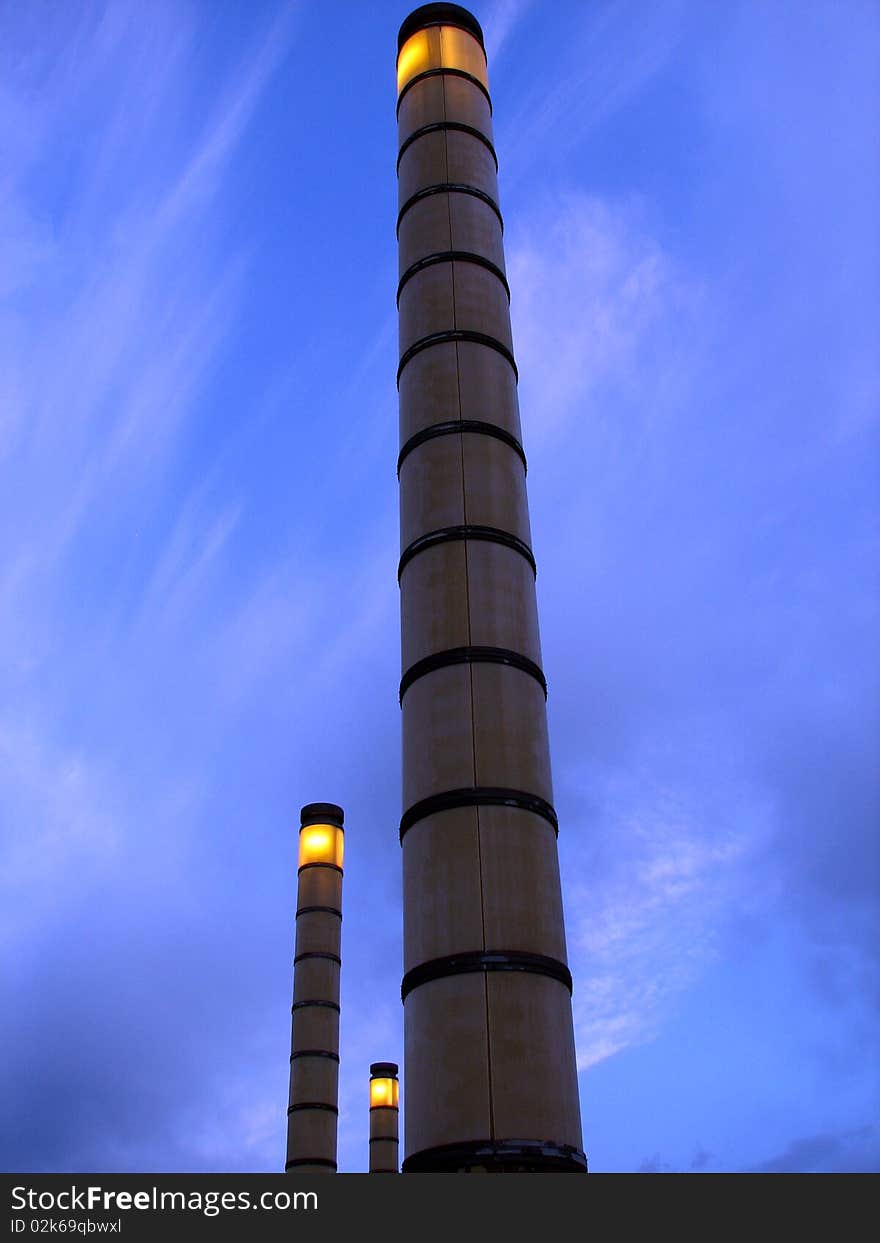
xmin=402 ymin=1140 xmax=588 ymax=1174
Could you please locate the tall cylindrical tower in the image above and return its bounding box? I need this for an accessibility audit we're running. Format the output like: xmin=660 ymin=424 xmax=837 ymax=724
xmin=285 ymin=802 xmax=345 ymax=1174
xmin=369 ymin=1062 xmax=400 ymax=1173
xmin=396 ymin=3 xmax=586 ymax=1172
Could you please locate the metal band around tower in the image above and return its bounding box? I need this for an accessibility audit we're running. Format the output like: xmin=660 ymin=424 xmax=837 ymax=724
xmin=398 ymin=524 xmax=536 ymax=580
xmin=397 ymin=66 xmax=492 ymax=113
xmin=398 ymin=330 xmax=517 ymax=384
xmin=401 ymin=950 xmax=573 ymax=1000
xmin=399 ymin=645 xmax=547 ymax=702
xmin=285 ymin=1158 xmax=337 ymax=1171
xmin=397 ymin=121 xmax=497 ymax=172
xmin=297 ymin=862 xmax=342 ymax=876
xmin=397 ymin=250 xmax=509 ymax=304
xmin=397 ymin=419 xmax=526 ymax=475
xmin=399 ymin=787 xmax=559 ymax=840
xmin=397 ymin=183 xmax=503 ymax=234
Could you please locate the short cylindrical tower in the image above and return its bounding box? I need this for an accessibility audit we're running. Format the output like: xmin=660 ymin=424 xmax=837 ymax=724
xmin=369 ymin=1062 xmax=400 ymax=1173
xmin=396 ymin=4 xmax=586 ymax=1172
xmin=285 ymin=802 xmax=344 ymax=1174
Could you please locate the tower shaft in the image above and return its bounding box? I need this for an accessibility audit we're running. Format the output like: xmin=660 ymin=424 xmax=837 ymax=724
xmin=285 ymin=803 xmax=344 ymax=1174
xmin=369 ymin=1062 xmax=400 ymax=1173
xmin=396 ymin=4 xmax=585 ymax=1172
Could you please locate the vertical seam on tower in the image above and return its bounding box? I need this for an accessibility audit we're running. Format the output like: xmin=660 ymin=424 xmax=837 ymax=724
xmin=442 ymin=57 xmax=496 ymax=1144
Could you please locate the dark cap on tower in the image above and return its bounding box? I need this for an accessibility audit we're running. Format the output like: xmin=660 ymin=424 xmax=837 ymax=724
xmin=300 ymin=802 xmax=344 ymax=828
xmin=397 ymin=3 xmax=485 ymax=53
xmin=370 ymin=1062 xmax=399 ymax=1078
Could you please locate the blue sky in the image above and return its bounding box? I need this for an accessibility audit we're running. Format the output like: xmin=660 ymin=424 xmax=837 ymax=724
xmin=1 ymin=0 xmax=877 ymax=1174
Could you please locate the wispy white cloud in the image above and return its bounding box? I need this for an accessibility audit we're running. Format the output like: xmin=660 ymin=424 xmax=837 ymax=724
xmin=0 ymin=0 xmax=300 ymax=943
xmin=0 ymin=709 xmax=208 ymax=950
xmin=566 ymin=773 xmax=762 ymax=1069
xmin=136 ymin=495 xmax=244 ymax=637
xmin=0 ymin=1 xmax=296 ymax=608
xmin=503 ymin=179 xmax=717 ymax=1073
xmin=497 ymin=0 xmax=686 ymax=189
xmin=508 ymin=191 xmax=702 ymax=456
xmin=157 ymin=3 xmax=298 ymax=231
xmin=0 ymin=718 xmax=121 ymax=925
xmin=481 ymin=0 xmax=535 ymax=63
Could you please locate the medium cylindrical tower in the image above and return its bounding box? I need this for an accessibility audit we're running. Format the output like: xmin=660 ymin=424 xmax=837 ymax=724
xmin=285 ymin=802 xmax=345 ymax=1174
xmin=395 ymin=4 xmax=586 ymax=1172
xmin=369 ymin=1062 xmax=400 ymax=1173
